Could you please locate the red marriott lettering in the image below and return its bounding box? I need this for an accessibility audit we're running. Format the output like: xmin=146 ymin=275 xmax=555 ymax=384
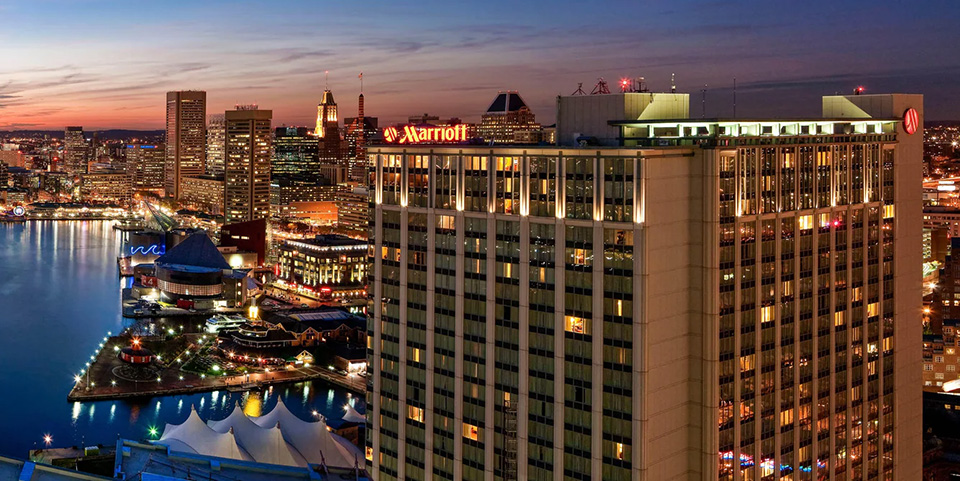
xmin=383 ymin=124 xmax=468 ymax=144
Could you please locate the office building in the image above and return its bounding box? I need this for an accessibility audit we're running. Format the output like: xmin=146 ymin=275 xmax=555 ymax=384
xmin=180 ymin=174 xmax=225 ymax=214
xmin=315 ymin=89 xmax=342 ymax=164
xmin=224 ymin=106 xmax=272 ymax=223
xmin=207 ymin=114 xmax=226 ymax=176
xmin=926 ymin=237 xmax=960 ymax=391
xmin=165 ymin=90 xmax=206 ymax=200
xmin=125 ymin=143 xmax=165 ymax=191
xmin=79 ymin=171 xmax=132 ymax=203
xmin=477 ymin=91 xmax=540 ymax=144
xmin=63 ymin=126 xmax=87 ymax=174
xmin=273 ymin=126 xmax=319 ymax=179
xmin=337 ymin=185 xmax=368 ymax=238
xmin=366 ymin=92 xmax=922 ymax=480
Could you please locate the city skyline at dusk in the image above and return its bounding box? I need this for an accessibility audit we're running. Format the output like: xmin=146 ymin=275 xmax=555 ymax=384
xmin=1 ymin=0 xmax=959 ymax=130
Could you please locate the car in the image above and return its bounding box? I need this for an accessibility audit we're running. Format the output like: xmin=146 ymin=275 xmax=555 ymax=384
xmin=188 ymin=308 xmax=196 ymax=313
xmin=300 ymin=303 xmax=308 ymax=308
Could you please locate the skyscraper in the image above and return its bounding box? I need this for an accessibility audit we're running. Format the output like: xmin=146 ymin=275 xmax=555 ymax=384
xmin=63 ymin=126 xmax=87 ymax=174
xmin=343 ymin=93 xmax=379 ymax=183
xmin=206 ymin=114 xmax=226 ymax=176
xmin=164 ymin=90 xmax=206 ymax=200
xmin=315 ymin=89 xmax=341 ymax=164
xmin=272 ymin=126 xmax=319 ymax=179
xmin=125 ymin=143 xmax=166 ymax=191
xmin=224 ymin=106 xmax=272 ymax=224
xmin=366 ymin=92 xmax=922 ymax=480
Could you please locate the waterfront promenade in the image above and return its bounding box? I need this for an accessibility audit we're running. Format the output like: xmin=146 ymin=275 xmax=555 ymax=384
xmin=67 ymin=334 xmax=366 ymax=402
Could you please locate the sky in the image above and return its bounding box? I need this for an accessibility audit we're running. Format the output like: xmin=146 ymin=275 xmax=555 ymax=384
xmin=0 ymin=0 xmax=958 ymax=130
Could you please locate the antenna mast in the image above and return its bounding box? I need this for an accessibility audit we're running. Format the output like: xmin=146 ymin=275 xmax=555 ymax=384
xmin=572 ymin=83 xmax=586 ymax=96
xmin=671 ymin=73 xmax=676 ymax=93
xmin=733 ymin=78 xmax=737 ymax=119
xmin=701 ymin=85 xmax=707 ymax=118
xmin=591 ymin=78 xmax=610 ymax=95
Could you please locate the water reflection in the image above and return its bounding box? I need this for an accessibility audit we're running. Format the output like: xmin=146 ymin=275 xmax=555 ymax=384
xmin=0 ymin=221 xmax=362 ymax=457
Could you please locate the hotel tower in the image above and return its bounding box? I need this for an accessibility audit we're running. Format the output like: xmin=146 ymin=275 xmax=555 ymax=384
xmin=366 ymin=92 xmax=922 ymax=481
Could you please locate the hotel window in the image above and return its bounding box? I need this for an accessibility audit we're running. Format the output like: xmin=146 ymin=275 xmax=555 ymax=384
xmin=495 ymin=156 xmax=521 ymax=214
xmin=738 ymin=148 xmax=757 ymax=216
xmin=464 ymin=155 xmax=489 ymax=212
xmin=433 ymin=154 xmax=458 ymax=210
xmin=462 ymin=423 xmax=481 ymax=442
xmin=949 ymin=365 xmax=956 ymax=372
xmin=529 ymin=156 xmax=557 ymax=217
xmin=565 ymin=316 xmax=587 ymax=334
xmin=603 ymin=157 xmax=634 ymax=222
xmin=936 ymin=356 xmax=944 ymax=363
xmin=408 ymin=406 xmax=424 ymax=423
xmin=565 ymin=156 xmax=594 ymax=220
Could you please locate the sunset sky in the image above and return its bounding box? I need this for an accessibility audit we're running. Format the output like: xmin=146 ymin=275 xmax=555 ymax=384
xmin=1 ymin=0 xmax=958 ymax=130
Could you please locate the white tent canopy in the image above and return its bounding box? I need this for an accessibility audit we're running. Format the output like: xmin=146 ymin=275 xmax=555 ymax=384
xmin=156 ymin=399 xmax=362 ymax=469
xmin=343 ymin=404 xmax=366 ymax=424
xmin=158 ymin=407 xmax=246 ymax=461
xmin=208 ymin=402 xmax=307 ymax=467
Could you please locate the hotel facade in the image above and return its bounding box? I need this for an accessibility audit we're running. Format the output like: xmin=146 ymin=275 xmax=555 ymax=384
xmin=366 ymin=94 xmax=922 ymax=481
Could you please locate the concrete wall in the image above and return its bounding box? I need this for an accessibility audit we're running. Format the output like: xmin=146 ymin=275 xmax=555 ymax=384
xmin=557 ymin=93 xmax=690 ymax=147
xmin=638 ymin=147 xmax=706 ymax=480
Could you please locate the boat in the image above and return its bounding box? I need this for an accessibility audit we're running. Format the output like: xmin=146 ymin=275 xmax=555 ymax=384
xmin=205 ymin=314 xmax=248 ymax=333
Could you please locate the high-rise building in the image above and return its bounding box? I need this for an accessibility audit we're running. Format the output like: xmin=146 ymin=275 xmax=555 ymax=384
xmin=273 ymin=126 xmax=319 ymax=179
xmin=366 ymin=93 xmax=922 ymax=480
xmin=224 ymin=106 xmax=272 ymax=224
xmin=125 ymin=143 xmax=166 ymax=191
xmin=63 ymin=126 xmax=87 ymax=174
xmin=180 ymin=174 xmax=225 ymax=215
xmin=477 ymin=91 xmax=540 ymax=144
xmin=315 ymin=89 xmax=341 ymax=164
xmin=206 ymin=114 xmax=226 ymax=176
xmin=165 ymin=91 xmax=206 ymax=200
xmin=343 ymin=93 xmax=380 ymax=182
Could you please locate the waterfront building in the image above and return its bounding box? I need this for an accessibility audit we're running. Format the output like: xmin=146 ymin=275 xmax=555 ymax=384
xmin=277 ymin=234 xmax=367 ymax=299
xmin=78 ymin=171 xmax=132 ymax=203
xmin=125 ymin=143 xmax=165 ymax=191
xmin=273 ymin=126 xmax=319 ymax=180
xmin=224 ymin=106 xmax=272 ymax=224
xmin=366 ymin=93 xmax=923 ymax=480
xmin=180 ymin=174 xmax=224 ymax=215
xmin=270 ymin=178 xmax=339 ymax=216
xmin=165 ymin=91 xmax=207 ymax=200
xmin=63 ymin=126 xmax=87 ymax=174
xmin=206 ymin=114 xmax=226 ymax=176
xmin=476 ymin=91 xmax=540 ymax=144
xmin=154 ymin=232 xmax=230 ymax=303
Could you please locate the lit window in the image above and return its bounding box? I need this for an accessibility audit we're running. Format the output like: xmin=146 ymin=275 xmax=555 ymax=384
xmin=834 ymin=311 xmax=845 ymax=326
xmin=798 ymin=215 xmax=813 ymax=230
xmin=463 ymin=423 xmax=481 ymax=441
xmin=760 ymin=306 xmax=774 ymax=324
xmin=936 ymin=356 xmax=945 ymax=363
xmin=408 ymin=406 xmax=424 ymax=423
xmin=867 ymin=302 xmax=879 ymax=318
xmin=616 ymin=442 xmax=625 ymax=460
xmin=565 ymin=316 xmax=586 ymax=334
xmin=883 ymin=205 xmax=895 ymax=219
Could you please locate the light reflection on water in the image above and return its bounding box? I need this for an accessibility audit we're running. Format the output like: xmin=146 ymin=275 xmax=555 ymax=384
xmin=0 ymin=221 xmax=363 ymax=457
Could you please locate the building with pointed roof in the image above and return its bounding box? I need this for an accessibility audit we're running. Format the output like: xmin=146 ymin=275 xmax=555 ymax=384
xmin=477 ymin=90 xmax=541 ymax=144
xmin=154 ymin=232 xmax=230 ymax=302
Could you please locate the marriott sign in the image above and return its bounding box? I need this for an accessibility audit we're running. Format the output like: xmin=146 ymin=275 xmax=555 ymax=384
xmin=383 ymin=124 xmax=469 ymax=144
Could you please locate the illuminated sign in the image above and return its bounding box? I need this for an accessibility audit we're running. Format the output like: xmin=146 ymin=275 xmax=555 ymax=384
xmin=12 ymin=206 xmax=25 ymax=217
xmin=903 ymin=108 xmax=919 ymax=135
xmin=130 ymin=245 xmax=165 ymax=256
xmin=383 ymin=124 xmax=468 ymax=144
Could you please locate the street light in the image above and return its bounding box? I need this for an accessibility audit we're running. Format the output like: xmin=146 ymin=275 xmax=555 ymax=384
xmin=43 ymin=434 xmax=52 ymax=446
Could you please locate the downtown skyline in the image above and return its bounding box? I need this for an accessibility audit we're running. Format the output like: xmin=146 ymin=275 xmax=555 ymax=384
xmin=0 ymin=0 xmax=959 ymax=130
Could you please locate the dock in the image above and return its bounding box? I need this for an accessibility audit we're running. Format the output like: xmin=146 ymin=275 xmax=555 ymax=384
xmin=67 ymin=333 xmax=366 ymax=402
